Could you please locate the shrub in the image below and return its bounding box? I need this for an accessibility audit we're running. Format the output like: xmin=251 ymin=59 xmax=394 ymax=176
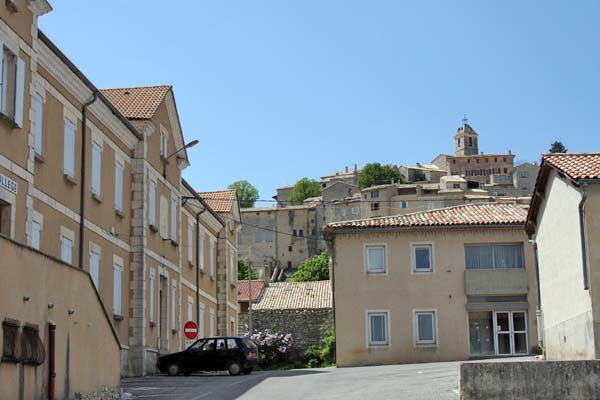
xmin=245 ymin=330 xmax=293 ymax=367
xmin=304 ymin=314 xmax=335 ymax=368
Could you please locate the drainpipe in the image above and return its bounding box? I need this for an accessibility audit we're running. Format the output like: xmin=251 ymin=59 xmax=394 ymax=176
xmin=579 ymin=181 xmax=590 ymax=290
xmin=195 ymin=206 xmax=206 ymax=329
xmin=327 ymin=235 xmax=337 ymax=364
xmin=77 ymin=93 xmax=98 ymax=269
xmin=528 ymin=235 xmax=544 ymax=356
xmin=48 ymin=321 xmax=56 ymax=400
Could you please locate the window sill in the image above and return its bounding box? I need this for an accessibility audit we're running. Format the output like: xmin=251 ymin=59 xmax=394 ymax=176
xmin=91 ymin=192 xmax=103 ymax=203
xmin=368 ymin=343 xmax=390 ymax=348
xmin=412 ymin=269 xmax=433 ymax=274
xmin=366 ymin=270 xmax=387 ymax=275
xmin=34 ymin=153 xmax=45 ymax=163
xmin=149 ymin=224 xmax=158 ymax=233
xmin=149 ymin=321 xmax=156 ymax=328
xmin=415 ymin=343 xmax=438 ymax=348
xmin=113 ymin=314 xmax=124 ymax=321
xmin=63 ymin=173 xmax=77 ymax=186
xmin=115 ymin=209 xmax=125 ymax=219
xmin=0 ymin=111 xmax=19 ymax=129
xmin=170 ymin=239 xmax=179 ymax=247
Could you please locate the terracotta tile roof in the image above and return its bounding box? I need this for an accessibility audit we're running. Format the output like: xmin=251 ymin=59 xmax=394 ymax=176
xmin=326 ymin=203 xmax=527 ymax=231
xmin=252 ymin=281 xmax=332 ymax=310
xmin=100 ymin=85 xmax=171 ymax=119
xmin=237 ymin=280 xmax=265 ymax=302
xmin=542 ymin=153 xmax=600 ymax=181
xmin=198 ymin=190 xmax=237 ymax=214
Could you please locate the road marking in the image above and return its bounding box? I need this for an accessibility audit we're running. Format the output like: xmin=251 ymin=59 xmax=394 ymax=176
xmin=191 ymin=393 xmax=212 ymax=400
xmin=228 ymin=375 xmax=262 ymax=387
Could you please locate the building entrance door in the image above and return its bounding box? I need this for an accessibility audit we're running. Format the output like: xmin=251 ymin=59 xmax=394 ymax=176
xmin=493 ymin=311 xmax=528 ymax=356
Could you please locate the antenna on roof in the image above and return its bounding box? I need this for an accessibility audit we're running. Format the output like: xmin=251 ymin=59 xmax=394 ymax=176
xmin=462 ymin=114 xmax=468 ymax=125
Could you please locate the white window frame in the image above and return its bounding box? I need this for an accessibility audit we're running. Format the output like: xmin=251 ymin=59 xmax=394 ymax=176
xmin=351 ymin=207 xmax=360 ymax=215
xmin=113 ymin=258 xmax=123 ymax=315
xmin=209 ymin=239 xmax=215 ymax=278
xmin=159 ymin=195 xmax=168 ymax=238
xmin=63 ymin=118 xmax=76 ymax=178
xmin=366 ymin=310 xmax=390 ymax=347
xmin=149 ymin=180 xmax=156 ymax=226
xmin=400 ymin=201 xmax=408 ymax=209
xmin=171 ymin=280 xmax=177 ymax=330
xmin=114 ymin=160 xmax=124 ymax=212
xmin=149 ymin=269 xmax=156 ymax=323
xmin=33 ymin=93 xmax=43 ymax=156
xmin=209 ymin=308 xmax=215 ymax=337
xmin=170 ymin=195 xmax=177 ymax=242
xmin=411 ymin=243 xmax=434 ymax=273
xmin=229 ymin=247 xmax=236 ymax=284
xmin=187 ymin=297 xmax=194 ymax=322
xmin=340 ymin=208 xmax=347 ymax=217
xmin=365 ymin=244 xmax=387 ymax=274
xmin=91 ymin=141 xmax=102 ymax=196
xmin=0 ymin=43 xmax=25 ymax=126
xmin=60 ymin=235 xmax=73 ymax=264
xmin=199 ymin=228 xmax=205 ymax=271
xmin=199 ymin=303 xmax=205 ymax=337
xmin=414 ymin=310 xmax=438 ymax=346
xmin=187 ymin=222 xmax=193 ymax=262
xmin=89 ymin=246 xmax=100 ymax=290
xmin=30 ymin=216 xmax=42 ymax=251
xmin=160 ymin=129 xmax=168 ymax=158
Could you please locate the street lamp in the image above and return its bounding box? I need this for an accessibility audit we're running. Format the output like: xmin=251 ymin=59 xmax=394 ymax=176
xmin=163 ymin=140 xmax=199 ymax=178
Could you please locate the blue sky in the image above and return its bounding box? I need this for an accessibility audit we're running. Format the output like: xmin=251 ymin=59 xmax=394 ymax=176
xmin=39 ymin=1 xmax=600 ymax=205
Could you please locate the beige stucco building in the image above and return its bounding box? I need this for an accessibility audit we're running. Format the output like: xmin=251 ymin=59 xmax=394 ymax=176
xmin=325 ymin=203 xmax=538 ymax=367
xmin=0 ymin=1 xmax=238 ymax=391
xmin=526 ymin=153 xmax=600 ymax=360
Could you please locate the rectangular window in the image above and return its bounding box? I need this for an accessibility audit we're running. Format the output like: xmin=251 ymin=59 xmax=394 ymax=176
xmin=255 ymin=219 xmax=262 ymax=243
xmin=187 ymin=223 xmax=193 ymax=262
xmin=0 ymin=45 xmax=25 ymax=126
xmin=293 ymin=229 xmax=297 ymax=236
xmin=366 ymin=245 xmax=386 ymax=273
xmin=415 ymin=311 xmax=437 ymax=345
xmin=171 ymin=281 xmax=177 ymax=329
xmin=412 ymin=244 xmax=433 ymax=272
xmin=370 ymin=190 xmax=379 ymax=198
xmin=159 ymin=195 xmax=168 ymax=238
xmin=289 ymin=246 xmax=293 ymax=252
xmin=149 ymin=269 xmax=155 ymax=322
xmin=63 ymin=119 xmax=76 ymax=178
xmin=149 ymin=180 xmax=156 ymax=226
xmin=399 ymin=201 xmax=408 ymax=209
xmin=210 ymin=239 xmax=215 ymax=277
xmin=199 ymin=228 xmax=205 ymax=271
xmin=60 ymin=236 xmax=73 ymax=264
xmin=170 ymin=196 xmax=177 ymax=241
xmin=351 ymin=207 xmax=360 ymax=215
xmin=299 ymin=229 xmax=304 ymax=237
xmin=266 ymin=230 xmax=273 ymax=242
xmin=209 ymin=308 xmax=215 ymax=336
xmin=160 ymin=130 xmax=168 ymax=158
xmin=113 ymin=261 xmax=122 ymax=315
xmin=91 ymin=141 xmax=102 ymax=196
xmin=368 ymin=312 xmax=389 ymax=346
xmin=34 ymin=93 xmax=43 ymax=155
xmin=340 ymin=208 xmax=347 ymax=217
xmin=230 ymin=249 xmax=235 ymax=284
xmin=114 ymin=160 xmax=124 ymax=212
xmin=370 ymin=202 xmax=380 ymax=211
xmin=89 ymin=249 xmax=100 ymax=289
xmin=199 ymin=303 xmax=205 ymax=337
xmin=521 ymin=171 xmax=529 ymax=178
xmin=31 ymin=220 xmax=41 ymax=250
xmin=187 ymin=298 xmax=193 ymax=322
xmin=521 ymin=183 xmax=529 ymax=190
xmin=465 ymin=244 xmax=524 ymax=270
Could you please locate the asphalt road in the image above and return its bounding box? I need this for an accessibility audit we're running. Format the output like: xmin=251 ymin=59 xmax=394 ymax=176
xmin=122 ymin=361 xmax=460 ymax=400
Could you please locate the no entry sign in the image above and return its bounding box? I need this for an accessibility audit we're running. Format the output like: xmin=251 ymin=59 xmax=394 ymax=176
xmin=184 ymin=320 xmax=199 ymax=340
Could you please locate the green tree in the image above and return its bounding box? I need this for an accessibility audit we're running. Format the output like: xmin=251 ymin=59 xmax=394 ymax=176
xmin=288 ymin=178 xmax=321 ymax=205
xmin=549 ymin=141 xmax=567 ymax=153
xmin=289 ymin=250 xmax=330 ymax=282
xmin=358 ymin=163 xmax=402 ymax=189
xmin=238 ymin=259 xmax=259 ymax=280
xmin=228 ymin=180 xmax=259 ymax=208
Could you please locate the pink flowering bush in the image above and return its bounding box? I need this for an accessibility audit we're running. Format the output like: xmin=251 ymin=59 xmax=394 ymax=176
xmin=245 ymin=329 xmax=293 ymax=366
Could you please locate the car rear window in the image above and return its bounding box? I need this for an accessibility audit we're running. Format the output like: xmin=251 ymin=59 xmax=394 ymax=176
xmin=242 ymin=337 xmax=257 ymax=350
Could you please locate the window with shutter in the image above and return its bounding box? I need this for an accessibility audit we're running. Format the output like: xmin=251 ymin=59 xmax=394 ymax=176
xmin=91 ymin=142 xmax=102 ymax=196
xmin=31 ymin=221 xmax=41 ymax=250
xmin=199 ymin=229 xmax=205 ymax=271
xmin=34 ymin=93 xmax=43 ymax=155
xmin=60 ymin=236 xmax=72 ymax=264
xmin=63 ymin=119 xmax=76 ymax=178
xmin=149 ymin=269 xmax=156 ymax=322
xmin=198 ymin=303 xmax=205 ymax=336
xmin=113 ymin=262 xmax=122 ymax=315
xmin=209 ymin=239 xmax=215 ymax=277
xmin=159 ymin=195 xmax=168 ymax=238
xmin=171 ymin=281 xmax=177 ymax=329
xmin=0 ymin=43 xmax=25 ymax=127
xmin=114 ymin=161 xmax=123 ymax=212
xmin=187 ymin=298 xmax=193 ymax=322
xmin=89 ymin=250 xmax=100 ymax=289
xmin=187 ymin=223 xmax=193 ymax=262
xmin=170 ymin=196 xmax=177 ymax=241
xmin=149 ymin=180 xmax=156 ymax=225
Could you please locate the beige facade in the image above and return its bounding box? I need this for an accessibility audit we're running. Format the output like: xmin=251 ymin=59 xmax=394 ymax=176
xmin=0 ymin=0 xmax=237 ymax=383
xmin=326 ymin=203 xmax=538 ymax=367
xmin=526 ymin=154 xmax=600 ymax=360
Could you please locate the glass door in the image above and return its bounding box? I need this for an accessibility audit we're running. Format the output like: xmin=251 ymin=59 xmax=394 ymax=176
xmin=493 ymin=311 xmax=528 ymax=356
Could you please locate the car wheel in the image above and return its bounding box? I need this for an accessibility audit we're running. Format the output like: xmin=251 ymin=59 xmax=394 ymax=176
xmin=227 ymin=361 xmax=242 ymax=376
xmin=167 ymin=363 xmax=180 ymax=376
xmin=242 ymin=368 xmax=253 ymax=375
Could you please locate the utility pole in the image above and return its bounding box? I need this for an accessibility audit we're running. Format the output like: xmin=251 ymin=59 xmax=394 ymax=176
xmin=247 ymin=262 xmax=253 ymax=334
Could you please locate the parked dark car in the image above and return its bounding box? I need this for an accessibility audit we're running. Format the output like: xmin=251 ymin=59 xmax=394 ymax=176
xmin=157 ymin=336 xmax=258 ymax=376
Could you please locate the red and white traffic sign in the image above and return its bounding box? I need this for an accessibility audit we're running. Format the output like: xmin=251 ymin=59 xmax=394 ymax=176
xmin=184 ymin=320 xmax=199 ymax=340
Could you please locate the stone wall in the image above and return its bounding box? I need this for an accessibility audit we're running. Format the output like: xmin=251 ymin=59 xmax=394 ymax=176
xmin=460 ymin=360 xmax=600 ymax=400
xmin=242 ymin=309 xmax=332 ymax=356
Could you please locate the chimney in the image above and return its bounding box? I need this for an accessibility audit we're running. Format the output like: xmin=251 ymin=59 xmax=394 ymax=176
xmin=345 ymin=166 xmax=349 ymax=173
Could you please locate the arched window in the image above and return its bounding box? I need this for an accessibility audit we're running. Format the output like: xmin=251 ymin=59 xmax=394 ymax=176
xmin=468 ymin=137 xmax=473 ymax=147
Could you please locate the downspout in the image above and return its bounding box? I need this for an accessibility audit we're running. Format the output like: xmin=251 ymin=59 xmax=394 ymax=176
xmin=327 ymin=234 xmax=337 ymax=364
xmin=47 ymin=321 xmax=56 ymax=400
xmin=195 ymin=206 xmax=206 ymax=328
xmin=77 ymin=92 xmax=98 ymax=269
xmin=579 ymin=181 xmax=589 ymax=290
xmin=528 ymin=235 xmax=544 ymax=357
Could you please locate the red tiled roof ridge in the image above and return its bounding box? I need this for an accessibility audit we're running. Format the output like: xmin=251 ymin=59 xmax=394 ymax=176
xmin=541 ymin=153 xmax=600 ymax=181
xmin=101 ymin=84 xmax=172 ymax=91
